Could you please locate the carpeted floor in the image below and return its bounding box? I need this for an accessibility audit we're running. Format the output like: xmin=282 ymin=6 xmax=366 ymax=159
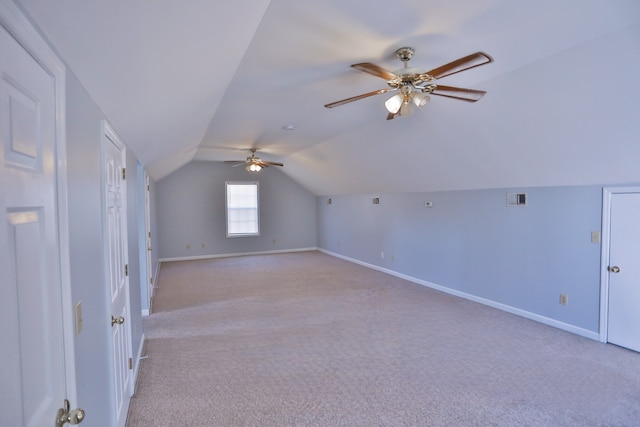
xmin=126 ymin=251 xmax=640 ymax=426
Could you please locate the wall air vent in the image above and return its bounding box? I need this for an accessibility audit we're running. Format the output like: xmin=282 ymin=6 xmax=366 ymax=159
xmin=507 ymin=192 xmax=527 ymax=206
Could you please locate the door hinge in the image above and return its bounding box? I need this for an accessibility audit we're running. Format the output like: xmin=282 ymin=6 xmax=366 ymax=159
xmin=124 ymin=264 xmax=129 ymax=276
xmin=122 ymin=168 xmax=126 ymax=180
xmin=147 ymin=184 xmax=150 ymax=191
xmin=149 ymin=277 xmax=153 ymax=284
xmin=129 ymin=357 xmax=133 ymax=370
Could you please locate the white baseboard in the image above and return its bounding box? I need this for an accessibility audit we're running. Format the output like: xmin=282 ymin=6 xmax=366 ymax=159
xmin=159 ymin=247 xmax=318 ymax=263
xmin=152 ymin=261 xmax=160 ymax=294
xmin=319 ymin=249 xmax=599 ymax=341
xmin=131 ymin=333 xmax=145 ymax=396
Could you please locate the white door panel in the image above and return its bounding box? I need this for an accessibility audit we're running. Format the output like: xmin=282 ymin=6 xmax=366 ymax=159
xmin=607 ymin=192 xmax=640 ymax=352
xmin=145 ymin=172 xmax=153 ymax=309
xmin=104 ymin=125 xmax=132 ymax=427
xmin=0 ymin=20 xmax=70 ymax=426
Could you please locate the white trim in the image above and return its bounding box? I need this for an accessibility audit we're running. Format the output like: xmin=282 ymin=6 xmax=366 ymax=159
xmin=153 ymin=258 xmax=161 ymax=292
xmin=0 ymin=0 xmax=77 ymax=404
xmin=599 ymin=186 xmax=640 ymax=343
xmin=319 ymin=249 xmax=600 ymax=341
xmin=131 ymin=333 xmax=145 ymax=394
xmin=160 ymin=247 xmax=318 ymax=263
xmin=144 ymin=171 xmax=153 ymax=311
xmin=146 ymin=260 xmax=161 ymax=315
xmin=225 ymin=181 xmax=260 ymax=238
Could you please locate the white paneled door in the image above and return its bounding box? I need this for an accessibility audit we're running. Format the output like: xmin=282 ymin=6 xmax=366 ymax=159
xmin=104 ymin=123 xmax=132 ymax=427
xmin=0 ymin=10 xmax=79 ymax=427
xmin=145 ymin=172 xmax=154 ymax=310
xmin=606 ymin=191 xmax=640 ymax=352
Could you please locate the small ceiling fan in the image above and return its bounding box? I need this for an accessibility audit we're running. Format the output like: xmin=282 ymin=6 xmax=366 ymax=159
xmin=224 ymin=148 xmax=284 ymax=172
xmin=324 ymin=47 xmax=493 ymax=119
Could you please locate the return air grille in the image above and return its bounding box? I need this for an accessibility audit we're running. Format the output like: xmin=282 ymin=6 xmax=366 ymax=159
xmin=506 ymin=192 xmax=527 ymax=206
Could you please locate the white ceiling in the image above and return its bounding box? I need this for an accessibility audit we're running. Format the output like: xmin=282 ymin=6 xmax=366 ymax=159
xmin=17 ymin=0 xmax=640 ymax=195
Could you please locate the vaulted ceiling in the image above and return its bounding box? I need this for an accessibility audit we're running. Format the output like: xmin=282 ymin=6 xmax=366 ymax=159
xmin=17 ymin=0 xmax=640 ymax=195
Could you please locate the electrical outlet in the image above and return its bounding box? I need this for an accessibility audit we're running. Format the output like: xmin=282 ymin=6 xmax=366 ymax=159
xmin=559 ymin=294 xmax=568 ymax=305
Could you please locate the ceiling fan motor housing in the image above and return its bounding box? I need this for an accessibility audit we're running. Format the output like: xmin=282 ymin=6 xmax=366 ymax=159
xmin=395 ymin=47 xmax=415 ymax=62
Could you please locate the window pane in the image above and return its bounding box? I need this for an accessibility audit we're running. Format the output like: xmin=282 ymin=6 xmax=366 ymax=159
xmin=226 ymin=182 xmax=259 ymax=236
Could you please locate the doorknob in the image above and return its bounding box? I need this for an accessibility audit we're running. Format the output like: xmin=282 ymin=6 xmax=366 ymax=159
xmin=55 ymin=399 xmax=85 ymax=426
xmin=608 ymin=266 xmax=621 ymax=273
xmin=111 ymin=315 xmax=125 ymax=326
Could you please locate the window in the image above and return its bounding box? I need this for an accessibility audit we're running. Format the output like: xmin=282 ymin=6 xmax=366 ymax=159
xmin=226 ymin=181 xmax=259 ymax=237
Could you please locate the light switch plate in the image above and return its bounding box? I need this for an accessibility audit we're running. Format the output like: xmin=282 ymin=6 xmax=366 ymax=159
xmin=74 ymin=301 xmax=83 ymax=335
xmin=591 ymin=231 xmax=601 ymax=243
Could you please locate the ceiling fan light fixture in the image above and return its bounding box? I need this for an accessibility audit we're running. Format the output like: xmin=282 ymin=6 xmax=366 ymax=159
xmin=412 ymin=92 xmax=430 ymax=109
xmin=247 ymin=163 xmax=262 ymax=172
xmin=399 ymin=100 xmax=414 ymax=117
xmin=384 ymin=93 xmax=403 ymax=114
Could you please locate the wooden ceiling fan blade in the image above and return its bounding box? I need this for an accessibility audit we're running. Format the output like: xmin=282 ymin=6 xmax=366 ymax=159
xmin=386 ymin=112 xmax=396 ymax=120
xmin=324 ymin=88 xmax=393 ymax=108
xmin=431 ymin=85 xmax=487 ymax=102
xmin=264 ymin=161 xmax=284 ymax=167
xmin=351 ymin=62 xmax=398 ymax=80
xmin=426 ymin=52 xmax=493 ymax=80
xmin=224 ymin=160 xmax=245 ymax=165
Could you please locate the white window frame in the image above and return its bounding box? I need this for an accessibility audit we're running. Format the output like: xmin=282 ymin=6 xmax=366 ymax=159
xmin=226 ymin=181 xmax=260 ymax=237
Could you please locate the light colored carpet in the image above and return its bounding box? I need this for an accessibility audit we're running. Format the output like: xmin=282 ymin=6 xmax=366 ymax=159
xmin=127 ymin=251 xmax=640 ymax=426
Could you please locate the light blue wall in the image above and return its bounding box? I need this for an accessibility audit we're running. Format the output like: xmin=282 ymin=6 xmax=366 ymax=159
xmin=156 ymin=161 xmax=317 ymax=259
xmin=136 ymin=163 xmax=149 ymax=312
xmin=66 ymin=69 xmax=146 ymax=424
xmin=317 ymin=186 xmax=606 ymax=333
xmin=66 ymin=69 xmax=114 ymax=424
xmin=126 ymin=150 xmax=143 ymax=343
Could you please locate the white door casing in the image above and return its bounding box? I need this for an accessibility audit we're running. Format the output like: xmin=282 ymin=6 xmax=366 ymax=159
xmin=145 ymin=171 xmax=154 ymax=311
xmin=0 ymin=2 xmax=77 ymax=426
xmin=600 ymin=187 xmax=640 ymax=352
xmin=103 ymin=121 xmax=132 ymax=427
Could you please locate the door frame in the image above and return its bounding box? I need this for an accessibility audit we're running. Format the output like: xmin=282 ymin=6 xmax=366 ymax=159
xmin=144 ymin=170 xmax=153 ymax=313
xmin=0 ymin=0 xmax=77 ymax=405
xmin=599 ymin=186 xmax=640 ymax=343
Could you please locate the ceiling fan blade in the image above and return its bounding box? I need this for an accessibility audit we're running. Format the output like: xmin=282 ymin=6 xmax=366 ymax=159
xmin=224 ymin=160 xmax=245 ymax=165
xmin=431 ymin=85 xmax=487 ymax=102
xmin=386 ymin=112 xmax=396 ymax=120
xmin=351 ymin=62 xmax=398 ymax=80
xmin=264 ymin=161 xmax=284 ymax=167
xmin=426 ymin=52 xmax=493 ymax=80
xmin=324 ymin=88 xmax=394 ymax=108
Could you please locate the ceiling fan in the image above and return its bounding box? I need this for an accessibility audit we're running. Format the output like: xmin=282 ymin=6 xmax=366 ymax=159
xmin=324 ymin=47 xmax=493 ymax=119
xmin=223 ymin=148 xmax=284 ymax=172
